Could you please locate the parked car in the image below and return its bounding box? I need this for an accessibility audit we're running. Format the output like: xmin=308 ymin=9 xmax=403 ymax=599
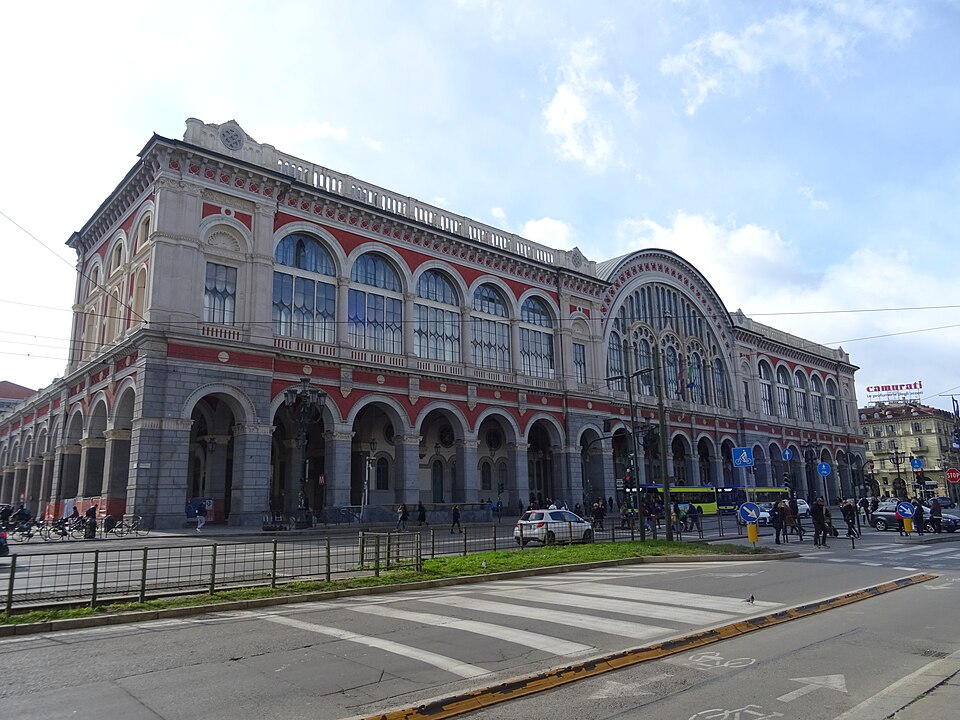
xmin=932 ymin=496 xmax=957 ymax=510
xmin=794 ymin=499 xmax=811 ymax=517
xmin=514 ymin=509 xmax=594 ymax=545
xmin=871 ymin=502 xmax=959 ymax=533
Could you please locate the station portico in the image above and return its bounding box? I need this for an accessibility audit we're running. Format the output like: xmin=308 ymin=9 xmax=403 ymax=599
xmin=0 ymin=119 xmax=866 ymax=527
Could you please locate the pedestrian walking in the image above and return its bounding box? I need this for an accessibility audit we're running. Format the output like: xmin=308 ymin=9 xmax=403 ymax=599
xmin=196 ymin=500 xmax=207 ymax=532
xmin=931 ymin=498 xmax=943 ymax=533
xmin=396 ymin=503 xmax=408 ymax=531
xmin=812 ymin=497 xmax=829 ymax=548
xmin=495 ymin=499 xmax=502 ymax=523
xmin=417 ymin=501 xmax=428 ymax=526
xmin=914 ymin=497 xmax=925 ymax=535
xmin=841 ymin=499 xmax=858 ymax=538
xmin=450 ymin=504 xmax=462 ymax=533
xmin=772 ymin=501 xmax=785 ymax=544
xmin=692 ymin=504 xmax=704 ymax=538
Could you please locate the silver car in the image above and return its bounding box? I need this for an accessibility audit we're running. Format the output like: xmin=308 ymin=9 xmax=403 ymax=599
xmin=514 ymin=509 xmax=594 ymax=545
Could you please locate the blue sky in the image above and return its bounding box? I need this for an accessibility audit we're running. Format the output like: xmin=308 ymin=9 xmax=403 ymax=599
xmin=1 ymin=0 xmax=958 ymax=412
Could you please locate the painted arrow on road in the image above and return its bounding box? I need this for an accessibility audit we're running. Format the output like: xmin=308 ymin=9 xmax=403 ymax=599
xmin=777 ymin=675 xmax=847 ymax=702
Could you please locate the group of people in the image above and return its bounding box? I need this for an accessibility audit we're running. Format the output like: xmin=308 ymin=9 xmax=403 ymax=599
xmin=394 ymin=501 xmax=462 ymax=533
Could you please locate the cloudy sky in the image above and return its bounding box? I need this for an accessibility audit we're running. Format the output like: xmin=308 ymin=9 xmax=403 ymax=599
xmin=1 ymin=0 xmax=958 ymax=412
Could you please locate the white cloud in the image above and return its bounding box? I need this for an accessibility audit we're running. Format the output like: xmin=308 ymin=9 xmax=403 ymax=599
xmin=364 ymin=137 xmax=383 ymax=151
xmin=798 ymin=185 xmax=830 ymax=210
xmin=521 ymin=217 xmax=576 ymax=250
xmin=257 ymin=120 xmax=349 ymax=147
xmin=661 ymin=2 xmax=917 ymax=114
xmin=543 ymin=37 xmax=617 ymax=172
xmin=491 ymin=207 xmax=508 ymax=225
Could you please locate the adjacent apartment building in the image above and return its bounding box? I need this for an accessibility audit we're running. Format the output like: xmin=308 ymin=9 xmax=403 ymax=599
xmin=0 ymin=119 xmax=866 ymax=527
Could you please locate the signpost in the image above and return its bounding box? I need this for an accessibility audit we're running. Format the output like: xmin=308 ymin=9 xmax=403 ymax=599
xmin=897 ymin=500 xmax=916 ymax=534
xmin=732 ymin=447 xmax=755 ymax=467
xmin=817 ymin=462 xmax=832 ymax=502
xmin=738 ymin=501 xmax=761 ymax=547
xmin=782 ymin=448 xmax=793 ymax=462
xmin=946 ymin=467 xmax=960 ymax=484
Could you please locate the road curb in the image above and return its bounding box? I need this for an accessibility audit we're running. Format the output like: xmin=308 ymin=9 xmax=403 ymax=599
xmin=361 ymin=572 xmax=937 ymax=720
xmin=0 ymin=550 xmax=794 ymax=637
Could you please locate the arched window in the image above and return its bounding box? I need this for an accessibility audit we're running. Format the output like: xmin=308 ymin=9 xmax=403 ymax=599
xmin=810 ymin=375 xmax=825 ymax=424
xmin=519 ymin=297 xmax=554 ymax=378
xmin=689 ymin=351 xmax=705 ymax=404
xmin=349 ymin=254 xmax=403 ymax=353
xmin=132 ymin=267 xmax=147 ymax=323
xmin=88 ymin=266 xmax=100 ymax=297
xmin=471 ymin=284 xmax=510 ymax=371
xmin=793 ymin=371 xmax=809 ymax=421
xmin=135 ymin=214 xmax=152 ymax=253
xmin=825 ymin=379 xmax=839 ymax=426
xmin=606 ymin=333 xmax=624 ymax=391
xmin=713 ymin=358 xmax=729 ymax=408
xmin=414 ymin=270 xmax=461 ymax=362
xmin=666 ymin=346 xmax=680 ymax=398
xmin=480 ymin=461 xmax=492 ymax=492
xmin=758 ymin=360 xmax=774 ymax=415
xmin=633 ymin=336 xmax=654 ymax=396
xmin=204 ymin=263 xmax=237 ymax=325
xmin=273 ymin=234 xmax=336 ymax=342
xmin=775 ymin=366 xmax=792 ymax=418
xmin=104 ymin=289 xmax=121 ymax=341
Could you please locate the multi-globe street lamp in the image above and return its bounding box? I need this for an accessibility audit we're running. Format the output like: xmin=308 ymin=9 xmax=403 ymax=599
xmin=284 ymin=377 xmax=326 ymax=529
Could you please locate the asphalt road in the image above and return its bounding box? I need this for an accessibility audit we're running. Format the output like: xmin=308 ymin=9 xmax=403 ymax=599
xmin=0 ymin=552 xmax=937 ymax=720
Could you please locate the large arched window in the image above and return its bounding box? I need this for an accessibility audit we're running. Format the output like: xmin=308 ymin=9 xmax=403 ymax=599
xmin=606 ymin=333 xmax=624 ymax=391
xmin=273 ymin=234 xmax=337 ymax=342
xmin=776 ymin=366 xmax=792 ymax=418
xmin=665 ymin=346 xmax=680 ymax=399
xmin=519 ymin=297 xmax=554 ymax=378
xmin=414 ymin=270 xmax=461 ymax=362
xmin=471 ymin=284 xmax=510 ymax=371
xmin=825 ymin=378 xmax=839 ymax=426
xmin=633 ymin=336 xmax=654 ymax=396
xmin=349 ymin=253 xmax=403 ymax=353
xmin=758 ymin=360 xmax=774 ymax=415
xmin=810 ymin=375 xmax=825 ymax=423
xmin=713 ymin=358 xmax=729 ymax=408
xmin=204 ymin=263 xmax=237 ymax=325
xmin=793 ymin=371 xmax=809 ymax=421
xmin=689 ymin=351 xmax=705 ymax=404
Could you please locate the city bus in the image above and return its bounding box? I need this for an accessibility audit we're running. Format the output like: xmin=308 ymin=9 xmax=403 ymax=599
xmin=634 ymin=485 xmax=721 ymax=515
xmin=716 ymin=486 xmax=791 ymax=514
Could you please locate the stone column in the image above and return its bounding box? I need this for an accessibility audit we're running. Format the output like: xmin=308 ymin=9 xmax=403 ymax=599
xmin=0 ymin=466 xmax=13 ymax=504
xmin=12 ymin=462 xmax=28 ymax=505
xmin=690 ymin=454 xmax=702 ymax=487
xmin=457 ymin=437 xmax=479 ymax=503
xmin=26 ymin=458 xmax=43 ymax=510
xmin=326 ymin=430 xmax=354 ymax=508
xmin=40 ymin=452 xmax=55 ymax=517
xmin=78 ymin=437 xmax=106 ymax=499
xmin=560 ymin=444 xmax=582 ymax=507
xmin=709 ymin=454 xmax=724 ymax=488
xmin=508 ymin=442 xmax=530 ymax=510
xmin=227 ymin=423 xmax=274 ymax=527
xmin=101 ymin=429 xmax=132 ymax=518
xmin=396 ymin=434 xmax=422 ymax=506
xmin=128 ymin=417 xmax=193 ymax=529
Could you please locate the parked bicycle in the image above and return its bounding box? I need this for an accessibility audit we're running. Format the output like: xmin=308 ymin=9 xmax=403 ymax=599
xmin=9 ymin=518 xmax=42 ymax=543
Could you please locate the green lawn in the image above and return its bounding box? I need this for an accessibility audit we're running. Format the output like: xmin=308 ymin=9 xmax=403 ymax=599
xmin=1 ymin=540 xmax=769 ymax=626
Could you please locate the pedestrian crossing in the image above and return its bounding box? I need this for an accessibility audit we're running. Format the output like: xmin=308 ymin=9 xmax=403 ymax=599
xmin=797 ymin=540 xmax=960 ymax=571
xmin=242 ymin=562 xmax=783 ymax=682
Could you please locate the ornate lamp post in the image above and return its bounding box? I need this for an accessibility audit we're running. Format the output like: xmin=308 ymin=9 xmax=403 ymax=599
xmin=361 ymin=438 xmax=378 ymax=523
xmin=801 ymin=438 xmax=822 ymax=501
xmin=890 ymin=443 xmax=906 ymax=498
xmin=284 ymin=377 xmax=325 ymax=529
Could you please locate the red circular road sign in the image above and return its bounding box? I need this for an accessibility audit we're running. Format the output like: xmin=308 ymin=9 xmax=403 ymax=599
xmin=946 ymin=468 xmax=960 ymax=484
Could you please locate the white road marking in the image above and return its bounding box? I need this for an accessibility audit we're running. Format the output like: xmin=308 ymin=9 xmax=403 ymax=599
xmin=884 ymin=547 xmax=919 ymax=554
xmin=420 ymin=596 xmax=671 ymax=640
xmin=543 ymin=583 xmax=781 ymax=614
xmin=893 ymin=566 xmax=918 ymax=571
xmin=348 ymin=605 xmax=593 ymax=656
xmin=261 ymin=614 xmax=488 ymax=678
xmin=486 ymin=587 xmax=735 ymax=625
xmin=917 ymin=548 xmax=957 ymax=556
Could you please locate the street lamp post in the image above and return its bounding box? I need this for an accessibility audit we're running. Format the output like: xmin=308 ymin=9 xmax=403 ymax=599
xmin=284 ymin=377 xmax=326 ymax=529
xmin=652 ymin=337 xmax=673 ymax=541
xmin=361 ymin=438 xmax=378 ymax=524
xmin=606 ymin=340 xmax=646 ymax=541
xmin=801 ymin=438 xmax=822 ymax=502
xmin=890 ymin=444 xmax=906 ymax=499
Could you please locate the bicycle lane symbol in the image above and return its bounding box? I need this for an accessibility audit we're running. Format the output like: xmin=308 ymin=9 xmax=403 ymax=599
xmin=688 ymin=705 xmax=783 ymax=720
xmin=683 ymin=650 xmax=757 ymax=671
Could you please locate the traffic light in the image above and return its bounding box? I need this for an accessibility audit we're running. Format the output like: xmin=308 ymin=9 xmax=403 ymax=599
xmin=783 ymin=474 xmax=791 ymax=491
xmin=914 ymin=471 xmax=923 ymax=488
xmin=497 ymin=482 xmax=504 ymax=495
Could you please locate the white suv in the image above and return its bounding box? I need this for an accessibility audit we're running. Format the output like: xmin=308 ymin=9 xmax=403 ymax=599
xmin=514 ymin=510 xmax=594 ymax=546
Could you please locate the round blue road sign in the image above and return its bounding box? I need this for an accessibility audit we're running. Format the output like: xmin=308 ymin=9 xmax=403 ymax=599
xmin=782 ymin=448 xmax=793 ymax=461
xmin=897 ymin=502 xmax=916 ymax=519
xmin=910 ymin=457 xmax=923 ymax=470
xmin=817 ymin=462 xmax=831 ymax=477
xmin=738 ymin=502 xmax=762 ymax=524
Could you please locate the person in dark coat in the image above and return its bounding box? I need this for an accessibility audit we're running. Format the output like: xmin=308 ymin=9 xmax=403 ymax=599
xmin=450 ymin=505 xmax=462 ymax=533
xmin=913 ymin=497 xmax=925 ymax=535
xmin=417 ymin=501 xmax=427 ymax=526
xmin=930 ymin=498 xmax=943 ymax=533
xmin=811 ymin=497 xmax=828 ymax=548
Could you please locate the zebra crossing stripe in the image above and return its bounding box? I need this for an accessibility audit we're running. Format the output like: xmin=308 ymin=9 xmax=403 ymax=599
xmin=916 ymin=548 xmax=957 ymax=556
xmin=485 ymin=588 xmax=735 ymax=625
xmin=542 ymin=583 xmax=781 ymax=614
xmin=348 ymin=605 xmax=594 ymax=656
xmin=261 ymin=614 xmax=488 ymax=679
xmin=420 ymin=596 xmax=671 ymax=640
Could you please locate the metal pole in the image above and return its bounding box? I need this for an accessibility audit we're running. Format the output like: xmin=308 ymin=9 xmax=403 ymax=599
xmin=622 ymin=340 xmax=642 ymax=524
xmin=654 ymin=341 xmax=673 ymax=540
xmin=6 ymin=554 xmax=17 ymax=614
xmin=90 ymin=549 xmax=100 ymax=608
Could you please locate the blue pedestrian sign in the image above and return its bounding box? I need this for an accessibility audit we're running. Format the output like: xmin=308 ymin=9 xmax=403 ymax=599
xmin=910 ymin=457 xmax=923 ymax=471
xmin=732 ymin=447 xmax=755 ymax=467
xmin=738 ymin=502 xmax=762 ymax=524
xmin=817 ymin=462 xmax=831 ymax=477
xmin=896 ymin=501 xmax=916 ymax=519
xmin=782 ymin=448 xmax=793 ymax=461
